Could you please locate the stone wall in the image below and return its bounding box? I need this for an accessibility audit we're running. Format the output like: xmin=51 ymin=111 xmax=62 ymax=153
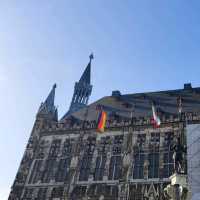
xmin=9 ymin=122 xmax=186 ymax=200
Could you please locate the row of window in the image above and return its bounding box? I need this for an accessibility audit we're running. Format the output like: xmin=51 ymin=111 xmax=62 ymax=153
xmin=30 ymin=132 xmax=174 ymax=184
xmin=29 ymin=150 xmax=173 ymax=184
xmin=37 ymin=139 xmax=74 ymax=159
xmin=23 ymin=187 xmax=63 ymax=199
xmin=29 ymin=158 xmax=71 ymax=184
xmin=79 ymin=152 xmax=173 ymax=182
xmin=37 ymin=132 xmax=174 ymax=158
xmin=23 ymin=183 xmax=164 ymax=200
xmin=23 ymin=185 xmax=118 ymax=199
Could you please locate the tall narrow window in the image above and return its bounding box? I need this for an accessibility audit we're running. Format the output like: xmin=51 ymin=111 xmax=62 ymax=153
xmin=55 ymin=158 xmax=71 ymax=182
xmin=108 ymin=135 xmax=123 ymax=180
xmin=79 ymin=137 xmax=96 ymax=181
xmin=79 ymin=156 xmax=93 ymax=181
xmin=36 ymin=140 xmax=47 ymax=159
xmin=87 ymin=184 xmax=98 ymax=197
xmin=112 ymin=135 xmax=123 ymax=155
xmin=28 ymin=160 xmax=43 ymax=184
xmin=104 ymin=185 xmax=118 ymax=199
xmin=98 ymin=136 xmax=110 ymax=155
xmin=48 ymin=139 xmax=61 ymax=158
xmin=62 ymin=139 xmax=72 ymax=156
xmin=108 ymin=155 xmax=122 ymax=180
xmin=94 ymin=156 xmax=106 ymax=181
xmin=23 ymin=188 xmax=34 ymax=199
xmin=133 ymin=150 xmax=145 ymax=179
xmin=163 ymin=132 xmax=174 ymax=178
xmin=71 ymin=186 xmax=87 ymax=199
xmin=37 ymin=188 xmax=47 ymax=200
xmin=148 ymin=150 xmax=159 ymax=178
xmin=133 ymin=134 xmax=146 ymax=179
xmin=129 ymin=185 xmax=143 ymax=200
xmin=42 ymin=159 xmax=57 ymax=183
xmin=148 ymin=133 xmax=160 ymax=178
xmin=51 ymin=187 xmax=64 ymax=199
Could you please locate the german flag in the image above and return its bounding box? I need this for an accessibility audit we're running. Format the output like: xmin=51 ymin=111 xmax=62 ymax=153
xmin=97 ymin=110 xmax=107 ymax=133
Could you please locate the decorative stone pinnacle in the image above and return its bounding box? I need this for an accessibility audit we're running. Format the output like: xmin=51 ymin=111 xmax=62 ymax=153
xmin=53 ymin=83 xmax=57 ymax=89
xmin=89 ymin=53 xmax=94 ymax=62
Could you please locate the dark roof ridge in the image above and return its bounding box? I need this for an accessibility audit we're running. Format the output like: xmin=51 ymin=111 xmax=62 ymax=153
xmin=121 ymin=86 xmax=200 ymax=97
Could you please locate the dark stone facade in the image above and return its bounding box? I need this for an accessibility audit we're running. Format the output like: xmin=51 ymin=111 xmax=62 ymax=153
xmin=10 ymin=109 xmax=199 ymax=200
xmin=8 ymin=68 xmax=200 ymax=200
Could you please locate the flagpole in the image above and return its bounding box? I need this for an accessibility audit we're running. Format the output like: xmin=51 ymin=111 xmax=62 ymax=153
xmin=83 ymin=105 xmax=89 ymax=129
xmin=95 ymin=104 xmax=100 ymax=126
xmin=131 ymin=109 xmax=133 ymax=125
xmin=177 ymin=96 xmax=186 ymax=147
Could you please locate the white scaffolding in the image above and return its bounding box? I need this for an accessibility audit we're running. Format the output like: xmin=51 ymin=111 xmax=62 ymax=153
xmin=186 ymin=124 xmax=200 ymax=200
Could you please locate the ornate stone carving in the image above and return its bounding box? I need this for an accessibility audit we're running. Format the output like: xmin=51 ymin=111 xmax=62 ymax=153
xmin=172 ymin=137 xmax=187 ymax=174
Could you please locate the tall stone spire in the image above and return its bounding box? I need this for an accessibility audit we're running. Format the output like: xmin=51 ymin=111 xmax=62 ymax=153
xmin=63 ymin=54 xmax=93 ymax=118
xmin=37 ymin=84 xmax=58 ymax=121
xmin=79 ymin=53 xmax=93 ymax=84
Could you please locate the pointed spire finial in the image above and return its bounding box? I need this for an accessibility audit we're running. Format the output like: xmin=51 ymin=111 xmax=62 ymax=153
xmin=53 ymin=83 xmax=57 ymax=89
xmin=89 ymin=53 xmax=94 ymax=63
xmin=79 ymin=54 xmax=93 ymax=84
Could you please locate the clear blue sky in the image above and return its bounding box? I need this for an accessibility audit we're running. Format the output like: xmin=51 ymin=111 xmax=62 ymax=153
xmin=1 ymin=0 xmax=200 ymax=199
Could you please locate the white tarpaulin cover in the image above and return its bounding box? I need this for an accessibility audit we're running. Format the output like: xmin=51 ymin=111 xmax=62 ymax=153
xmin=186 ymin=124 xmax=200 ymax=200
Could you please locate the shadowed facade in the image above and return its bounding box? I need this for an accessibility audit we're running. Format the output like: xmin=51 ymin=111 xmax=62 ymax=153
xmin=8 ymin=59 xmax=199 ymax=200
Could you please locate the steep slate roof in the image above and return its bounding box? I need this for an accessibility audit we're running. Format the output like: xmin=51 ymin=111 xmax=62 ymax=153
xmin=62 ymin=84 xmax=200 ymax=122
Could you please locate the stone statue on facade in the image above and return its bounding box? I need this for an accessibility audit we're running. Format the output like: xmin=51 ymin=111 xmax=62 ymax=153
xmin=99 ymin=195 xmax=104 ymax=200
xmin=143 ymin=160 xmax=149 ymax=179
xmin=172 ymin=136 xmax=186 ymax=174
xmin=122 ymin=132 xmax=133 ymax=181
xmin=164 ymin=184 xmax=190 ymax=200
xmin=122 ymin=152 xmax=131 ymax=181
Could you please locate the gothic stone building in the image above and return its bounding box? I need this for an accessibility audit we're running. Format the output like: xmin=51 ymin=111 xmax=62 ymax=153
xmin=8 ymin=58 xmax=200 ymax=200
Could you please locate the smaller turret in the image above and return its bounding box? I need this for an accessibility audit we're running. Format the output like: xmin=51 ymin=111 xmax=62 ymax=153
xmin=37 ymin=84 xmax=58 ymax=121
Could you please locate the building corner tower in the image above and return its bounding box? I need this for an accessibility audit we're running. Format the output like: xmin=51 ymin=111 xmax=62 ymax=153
xmin=67 ymin=54 xmax=93 ymax=116
xmin=8 ymin=84 xmax=57 ymax=200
